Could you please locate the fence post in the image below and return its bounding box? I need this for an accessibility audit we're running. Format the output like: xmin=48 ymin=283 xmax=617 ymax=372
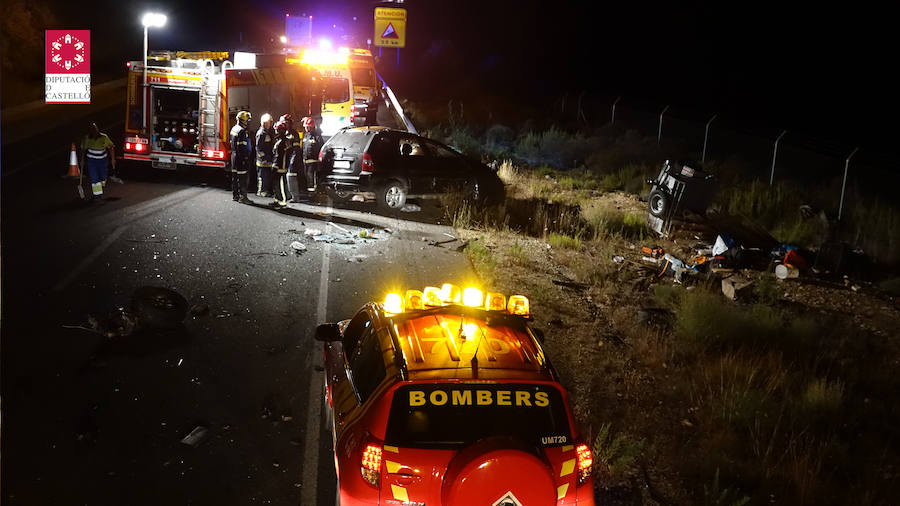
xmin=577 ymin=91 xmax=587 ymax=124
xmin=838 ymin=147 xmax=859 ymax=221
xmin=702 ymin=114 xmax=717 ymax=163
xmin=769 ymin=130 xmax=787 ymax=185
xmin=657 ymin=105 xmax=669 ymax=145
xmin=611 ymin=96 xmax=621 ymax=126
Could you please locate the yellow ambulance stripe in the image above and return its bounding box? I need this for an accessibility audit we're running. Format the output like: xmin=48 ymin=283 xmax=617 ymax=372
xmin=385 ymin=460 xmax=402 ymax=474
xmin=391 ymin=484 xmax=409 ymax=502
xmin=560 ymin=458 xmax=576 ymax=477
xmin=557 ymin=483 xmax=569 ymax=500
xmin=384 ymin=445 xmax=400 ymax=453
xmin=562 ymin=444 xmax=574 ymax=452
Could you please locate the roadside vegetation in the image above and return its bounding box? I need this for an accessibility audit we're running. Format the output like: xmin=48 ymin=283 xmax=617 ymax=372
xmin=412 ymin=101 xmax=900 ymax=504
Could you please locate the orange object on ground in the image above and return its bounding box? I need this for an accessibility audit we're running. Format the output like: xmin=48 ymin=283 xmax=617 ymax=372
xmin=67 ymin=143 xmax=80 ymax=177
xmin=784 ymin=249 xmax=807 ymax=269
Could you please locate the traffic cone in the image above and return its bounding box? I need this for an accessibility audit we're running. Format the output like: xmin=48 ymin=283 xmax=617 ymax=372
xmin=66 ymin=143 xmax=80 ymax=178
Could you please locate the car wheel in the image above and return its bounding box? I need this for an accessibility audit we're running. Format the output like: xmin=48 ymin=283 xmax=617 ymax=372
xmin=648 ymin=188 xmax=669 ymax=217
xmin=376 ymin=179 xmax=408 ymax=210
xmin=131 ymin=286 xmax=188 ymax=329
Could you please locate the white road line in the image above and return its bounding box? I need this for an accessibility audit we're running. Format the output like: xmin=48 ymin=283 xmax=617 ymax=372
xmin=50 ymin=187 xmax=206 ymax=293
xmin=301 ymin=204 xmax=333 ymax=505
xmin=51 ymin=224 xmax=128 ymax=292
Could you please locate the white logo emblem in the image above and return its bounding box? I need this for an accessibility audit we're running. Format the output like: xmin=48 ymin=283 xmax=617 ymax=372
xmin=492 ymin=491 xmax=523 ymax=506
xmin=49 ymin=33 xmax=86 ymax=71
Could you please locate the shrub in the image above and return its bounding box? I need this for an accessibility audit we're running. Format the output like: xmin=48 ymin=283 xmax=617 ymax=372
xmin=548 ymin=232 xmax=582 ymax=250
xmin=592 ymin=422 xmax=645 ymax=476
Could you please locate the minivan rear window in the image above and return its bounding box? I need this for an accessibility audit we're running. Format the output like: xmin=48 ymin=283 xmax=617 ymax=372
xmin=325 ymin=131 xmax=370 ymax=152
xmin=385 ymin=384 xmax=572 ymax=449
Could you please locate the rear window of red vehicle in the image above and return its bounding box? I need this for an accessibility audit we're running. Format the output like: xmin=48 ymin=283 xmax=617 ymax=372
xmin=385 ymin=383 xmax=572 ymax=449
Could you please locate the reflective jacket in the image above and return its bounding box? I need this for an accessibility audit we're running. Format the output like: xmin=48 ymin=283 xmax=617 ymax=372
xmin=283 ymin=129 xmax=302 ymax=172
xmin=230 ymin=124 xmax=252 ymax=171
xmin=255 ymin=126 xmax=275 ymax=167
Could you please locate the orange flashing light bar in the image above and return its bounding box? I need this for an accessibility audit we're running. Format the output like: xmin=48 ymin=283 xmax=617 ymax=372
xmin=381 ymin=284 xmax=530 ymax=317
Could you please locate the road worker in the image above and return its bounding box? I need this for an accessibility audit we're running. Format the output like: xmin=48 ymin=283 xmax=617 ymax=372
xmin=80 ymin=122 xmax=116 ymax=201
xmin=299 ymin=116 xmax=324 ymax=196
xmin=230 ymin=110 xmax=253 ymax=203
xmin=255 ymin=113 xmax=275 ymax=197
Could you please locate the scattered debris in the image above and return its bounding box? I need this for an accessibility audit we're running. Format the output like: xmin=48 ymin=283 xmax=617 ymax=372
xmin=721 ymin=276 xmax=754 ymax=301
xmin=190 ymin=304 xmax=209 ymax=316
xmin=400 ymin=203 xmax=421 ymax=212
xmin=346 ymin=255 xmax=367 ymax=262
xmin=290 ymin=241 xmax=307 ymax=253
xmin=326 ymin=222 xmax=351 ymax=234
xmin=613 ymin=255 xmax=625 ymax=263
xmin=455 ymin=241 xmax=469 ymax=252
xmin=351 ymin=194 xmax=365 ymax=202
xmin=304 ymin=228 xmax=323 ymax=236
xmin=312 ymin=234 xmax=334 ymax=242
xmin=775 ymin=264 xmax=799 ymax=279
xmin=641 ymin=246 xmax=664 ymax=258
xmin=180 ymin=426 xmax=209 ymax=447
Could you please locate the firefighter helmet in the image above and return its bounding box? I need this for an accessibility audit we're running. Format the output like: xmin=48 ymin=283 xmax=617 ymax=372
xmin=279 ymin=114 xmax=293 ymax=127
xmin=302 ymin=116 xmax=315 ymax=130
xmin=236 ymin=110 xmax=251 ymax=123
xmin=274 ymin=120 xmax=287 ymax=134
xmin=260 ymin=113 xmax=273 ymax=125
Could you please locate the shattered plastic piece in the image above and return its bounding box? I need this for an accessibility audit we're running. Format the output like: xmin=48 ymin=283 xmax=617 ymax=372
xmin=312 ymin=234 xmax=334 ymax=242
xmin=327 ymin=222 xmax=351 ymax=234
xmin=775 ymin=264 xmax=799 ymax=279
xmin=400 ymin=203 xmax=421 ymax=212
xmin=712 ymin=235 xmax=733 ymax=256
xmin=359 ymin=229 xmax=371 ymax=238
xmin=290 ymin=241 xmax=307 ymax=253
xmin=304 ymin=228 xmax=323 ymax=236
xmin=180 ymin=426 xmax=208 ymax=447
xmin=351 ymin=194 xmax=365 ymax=202
xmin=612 ymin=255 xmax=625 ymax=263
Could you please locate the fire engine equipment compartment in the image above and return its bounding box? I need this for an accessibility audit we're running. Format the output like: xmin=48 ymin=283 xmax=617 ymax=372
xmin=151 ymin=88 xmax=200 ymax=153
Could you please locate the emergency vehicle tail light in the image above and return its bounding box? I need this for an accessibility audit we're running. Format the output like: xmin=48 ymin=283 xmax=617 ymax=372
xmin=462 ymin=287 xmax=483 ymax=308
xmin=383 ymin=293 xmax=403 ymax=315
xmin=423 ymin=286 xmax=442 ymax=307
xmin=404 ymin=290 xmax=424 ymax=311
xmin=134 ymin=142 xmax=146 ymax=152
xmin=485 ymin=292 xmax=506 ymax=312
xmin=361 ymin=153 xmax=375 ymax=173
xmin=507 ymin=295 xmax=530 ymax=317
xmin=440 ymin=283 xmax=461 ymax=304
xmin=576 ymin=443 xmax=593 ymax=485
xmin=360 ymin=443 xmax=382 ymax=486
xmin=203 ymin=149 xmax=225 ymax=159
xmin=125 ymin=143 xmax=132 ymax=150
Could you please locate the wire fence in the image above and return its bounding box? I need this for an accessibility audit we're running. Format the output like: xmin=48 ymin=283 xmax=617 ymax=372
xmin=554 ymin=94 xmax=899 ymax=224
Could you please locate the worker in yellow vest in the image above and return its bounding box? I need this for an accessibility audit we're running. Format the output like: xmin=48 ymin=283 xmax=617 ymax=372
xmin=80 ymin=122 xmax=116 ymax=201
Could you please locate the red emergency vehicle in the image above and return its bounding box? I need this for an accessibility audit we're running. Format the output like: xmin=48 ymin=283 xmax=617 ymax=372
xmin=316 ymin=284 xmax=595 ymax=505
xmin=122 ymin=51 xmax=320 ymax=170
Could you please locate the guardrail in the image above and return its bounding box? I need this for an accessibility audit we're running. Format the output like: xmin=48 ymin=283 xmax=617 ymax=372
xmin=376 ymin=72 xmax=418 ymax=135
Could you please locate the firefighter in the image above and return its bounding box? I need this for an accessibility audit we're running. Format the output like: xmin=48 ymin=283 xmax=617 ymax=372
xmin=277 ymin=114 xmax=302 ymax=206
xmin=230 ymin=110 xmax=253 ymax=203
xmin=255 ymin=113 xmax=275 ymax=197
xmin=271 ymin=118 xmax=290 ymax=209
xmin=300 ymin=116 xmax=324 ymax=195
xmin=80 ymin=122 xmax=116 ymax=201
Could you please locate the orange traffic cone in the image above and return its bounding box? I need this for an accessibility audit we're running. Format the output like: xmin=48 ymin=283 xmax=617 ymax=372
xmin=67 ymin=142 xmax=80 ymax=178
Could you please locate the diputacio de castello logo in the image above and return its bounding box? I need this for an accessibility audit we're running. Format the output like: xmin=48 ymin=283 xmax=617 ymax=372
xmin=45 ymin=30 xmax=91 ymax=104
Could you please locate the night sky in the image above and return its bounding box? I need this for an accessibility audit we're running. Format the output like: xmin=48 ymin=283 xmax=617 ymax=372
xmin=17 ymin=0 xmax=896 ymax=150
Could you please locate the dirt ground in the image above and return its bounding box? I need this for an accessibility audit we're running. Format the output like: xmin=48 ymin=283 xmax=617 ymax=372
xmin=454 ymin=186 xmax=900 ymax=505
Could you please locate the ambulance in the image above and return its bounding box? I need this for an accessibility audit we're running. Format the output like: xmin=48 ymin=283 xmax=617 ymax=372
xmin=289 ymin=47 xmax=355 ymax=136
xmin=122 ymin=51 xmax=319 ymax=170
xmin=347 ymin=48 xmax=379 ymax=125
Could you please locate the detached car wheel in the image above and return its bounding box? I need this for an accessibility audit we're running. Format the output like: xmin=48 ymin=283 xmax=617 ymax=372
xmin=377 ymin=179 xmax=408 ymax=210
xmin=131 ymin=286 xmax=188 ymax=329
xmin=648 ymin=188 xmax=670 ymax=218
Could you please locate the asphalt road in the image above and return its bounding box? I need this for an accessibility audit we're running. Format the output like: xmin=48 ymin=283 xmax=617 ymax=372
xmin=1 ymin=93 xmax=475 ymax=505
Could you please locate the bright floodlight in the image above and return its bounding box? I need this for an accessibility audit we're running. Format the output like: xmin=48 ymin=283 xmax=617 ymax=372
xmin=318 ymin=38 xmax=332 ymax=50
xmin=142 ymin=13 xmax=167 ymax=28
xmin=279 ymin=35 xmax=288 ymax=44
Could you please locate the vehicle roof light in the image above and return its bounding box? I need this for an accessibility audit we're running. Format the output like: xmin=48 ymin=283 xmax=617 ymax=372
xmin=507 ymin=295 xmax=530 ymax=317
xmin=485 ymin=292 xmax=506 ymax=312
xmin=404 ymin=290 xmax=424 ymax=311
xmin=440 ymin=283 xmax=461 ymax=304
xmin=462 ymin=287 xmax=483 ymax=308
xmin=423 ymin=286 xmax=442 ymax=307
xmin=383 ymin=293 xmax=403 ymax=314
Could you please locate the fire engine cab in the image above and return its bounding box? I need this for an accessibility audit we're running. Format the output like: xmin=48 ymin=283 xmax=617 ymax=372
xmin=316 ymin=284 xmax=595 ymax=505
xmin=122 ymin=51 xmax=320 ymax=170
